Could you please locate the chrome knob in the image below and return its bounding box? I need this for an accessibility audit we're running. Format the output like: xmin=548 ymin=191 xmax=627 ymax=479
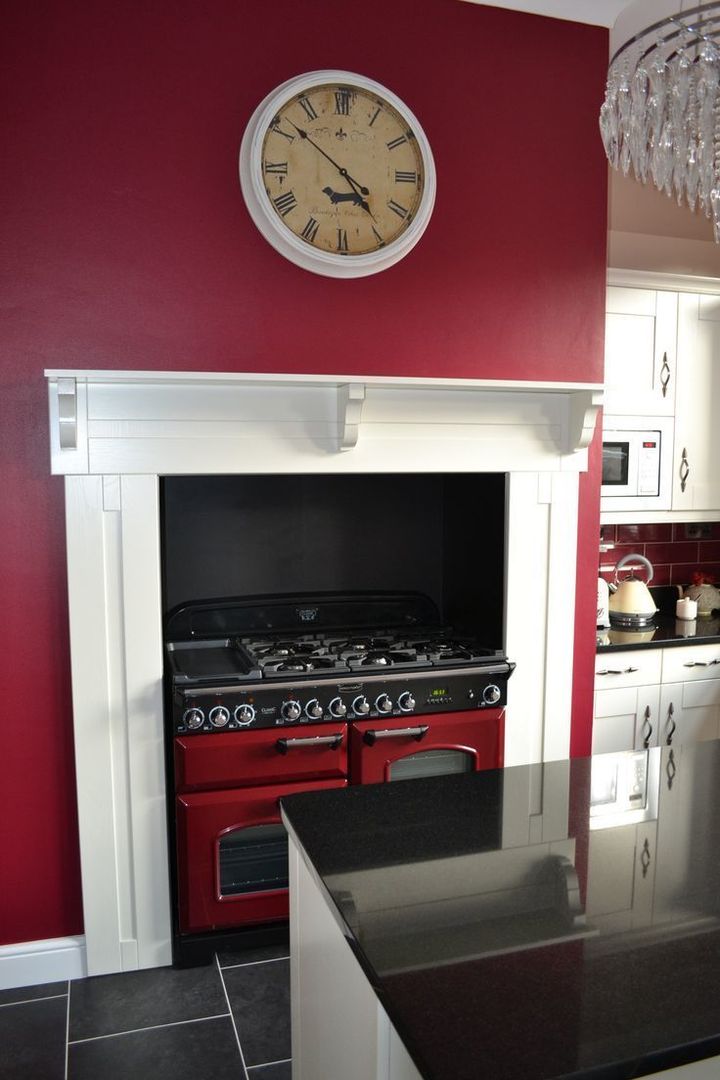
xmin=329 ymin=696 xmax=347 ymax=718
xmin=353 ymin=695 xmax=370 ymax=715
xmin=183 ymin=707 xmax=204 ymax=730
xmin=398 ymin=691 xmax=416 ymax=713
xmin=209 ymin=706 xmax=230 ymax=728
xmin=281 ymin=700 xmax=301 ymax=721
xmin=375 ymin=693 xmax=393 ymax=714
xmin=234 ymin=704 xmax=255 ymax=726
xmin=305 ymin=698 xmax=323 ymax=720
xmin=483 ymin=684 xmax=502 ymax=705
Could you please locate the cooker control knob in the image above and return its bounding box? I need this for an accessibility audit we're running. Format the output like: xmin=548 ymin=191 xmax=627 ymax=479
xmin=375 ymin=693 xmax=393 ymax=714
xmin=398 ymin=691 xmax=416 ymax=713
xmin=281 ymin=700 xmax=301 ymax=722
xmin=183 ymin=707 xmax=205 ymax=730
xmin=353 ymin=695 xmax=370 ymax=715
xmin=209 ymin=706 xmax=230 ymax=728
xmin=234 ymin=704 xmax=255 ymax=726
xmin=329 ymin=697 xmax=347 ymax=718
xmin=483 ymin=684 xmax=502 ymax=705
xmin=305 ymin=698 xmax=323 ymax=720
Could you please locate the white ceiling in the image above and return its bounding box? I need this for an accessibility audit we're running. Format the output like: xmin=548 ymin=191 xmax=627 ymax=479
xmin=459 ymin=0 xmax=631 ymax=28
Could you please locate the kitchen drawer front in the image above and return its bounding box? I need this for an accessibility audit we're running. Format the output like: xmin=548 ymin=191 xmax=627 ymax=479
xmin=594 ymin=649 xmax=662 ymax=690
xmin=662 ymin=643 xmax=720 ymax=683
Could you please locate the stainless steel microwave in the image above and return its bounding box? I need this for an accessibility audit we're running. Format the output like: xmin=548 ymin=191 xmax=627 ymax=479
xmin=601 ymin=414 xmax=673 ymax=512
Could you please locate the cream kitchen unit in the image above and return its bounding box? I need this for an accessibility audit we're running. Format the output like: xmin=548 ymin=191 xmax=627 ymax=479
xmin=592 ymin=643 xmax=720 ymax=755
xmin=602 ymin=270 xmax=720 ymax=525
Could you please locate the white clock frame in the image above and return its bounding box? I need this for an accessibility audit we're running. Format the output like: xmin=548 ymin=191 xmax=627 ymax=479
xmin=238 ymin=70 xmax=437 ymax=278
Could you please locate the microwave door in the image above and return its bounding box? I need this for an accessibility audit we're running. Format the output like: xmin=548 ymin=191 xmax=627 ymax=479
xmin=602 ymin=442 xmax=630 ymax=488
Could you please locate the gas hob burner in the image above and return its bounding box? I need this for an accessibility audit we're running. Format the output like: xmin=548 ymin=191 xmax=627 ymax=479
xmin=264 ymin=655 xmax=343 ymax=676
xmin=327 ymin=636 xmax=396 ymax=655
xmin=247 ymin=639 xmax=326 ymax=659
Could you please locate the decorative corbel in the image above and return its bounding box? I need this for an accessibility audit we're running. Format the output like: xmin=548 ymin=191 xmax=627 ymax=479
xmin=337 ymin=383 xmax=366 ymax=451
xmin=568 ymin=390 xmax=603 ymax=453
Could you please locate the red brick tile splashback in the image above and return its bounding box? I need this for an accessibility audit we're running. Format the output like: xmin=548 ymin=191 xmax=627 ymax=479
xmin=600 ymin=523 xmax=720 ymax=588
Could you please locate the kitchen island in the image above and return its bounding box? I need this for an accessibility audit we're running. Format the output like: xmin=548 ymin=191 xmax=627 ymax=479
xmin=281 ymin=743 xmax=720 ymax=1080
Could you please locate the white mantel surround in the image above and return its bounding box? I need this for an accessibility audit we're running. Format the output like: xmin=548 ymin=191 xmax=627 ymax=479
xmin=45 ymin=369 xmax=602 ymax=977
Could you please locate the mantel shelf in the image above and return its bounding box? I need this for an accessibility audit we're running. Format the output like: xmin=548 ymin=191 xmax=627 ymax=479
xmin=44 ymin=370 xmax=603 ymax=475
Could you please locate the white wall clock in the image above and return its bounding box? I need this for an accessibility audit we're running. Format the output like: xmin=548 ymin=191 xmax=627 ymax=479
xmin=239 ymin=70 xmax=436 ymax=278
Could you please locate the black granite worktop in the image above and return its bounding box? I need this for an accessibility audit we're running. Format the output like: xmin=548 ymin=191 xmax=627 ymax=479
xmin=597 ymin=585 xmax=720 ymax=652
xmin=281 ymin=743 xmax=720 ymax=1080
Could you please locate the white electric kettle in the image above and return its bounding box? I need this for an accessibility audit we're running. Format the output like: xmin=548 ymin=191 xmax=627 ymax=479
xmin=608 ymin=552 xmax=658 ymax=628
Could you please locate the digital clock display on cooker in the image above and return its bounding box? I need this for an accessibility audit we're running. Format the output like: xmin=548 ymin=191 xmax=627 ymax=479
xmin=430 ymin=687 xmax=448 ymax=698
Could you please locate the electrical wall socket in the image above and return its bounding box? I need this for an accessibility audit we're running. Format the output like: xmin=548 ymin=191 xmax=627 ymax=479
xmin=685 ymin=524 xmax=712 ymax=539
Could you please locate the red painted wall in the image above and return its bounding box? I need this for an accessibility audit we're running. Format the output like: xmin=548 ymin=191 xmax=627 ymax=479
xmin=1 ymin=0 xmax=608 ymax=945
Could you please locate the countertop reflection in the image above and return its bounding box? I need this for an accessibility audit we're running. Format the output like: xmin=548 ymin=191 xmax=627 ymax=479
xmin=282 ymin=741 xmax=720 ymax=1080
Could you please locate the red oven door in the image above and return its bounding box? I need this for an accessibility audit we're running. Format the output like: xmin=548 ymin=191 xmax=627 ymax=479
xmin=175 ymin=723 xmax=348 ymax=791
xmin=176 ymin=777 xmax=347 ymax=932
xmin=349 ymin=709 xmax=504 ymax=785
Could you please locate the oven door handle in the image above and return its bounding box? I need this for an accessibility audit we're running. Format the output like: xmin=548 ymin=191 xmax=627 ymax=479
xmin=275 ymin=733 xmax=344 ymax=755
xmin=362 ymin=725 xmax=430 ymax=747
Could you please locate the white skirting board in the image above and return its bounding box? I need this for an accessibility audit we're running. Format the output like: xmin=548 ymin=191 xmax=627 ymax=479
xmin=0 ymin=936 xmax=87 ymax=991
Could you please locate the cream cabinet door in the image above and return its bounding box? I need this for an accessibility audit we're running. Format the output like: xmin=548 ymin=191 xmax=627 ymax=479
xmin=658 ymin=681 xmax=720 ymax=746
xmin=673 ymin=293 xmax=720 ymax=511
xmin=586 ymin=821 xmax=656 ymax=932
xmin=592 ymin=684 xmax=661 ymax=754
xmin=604 ymin=287 xmax=677 ymax=416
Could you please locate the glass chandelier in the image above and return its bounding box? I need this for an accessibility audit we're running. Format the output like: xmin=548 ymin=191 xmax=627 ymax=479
xmin=600 ymin=2 xmax=720 ymax=240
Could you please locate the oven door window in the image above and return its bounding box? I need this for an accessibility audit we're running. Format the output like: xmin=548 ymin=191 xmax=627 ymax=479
xmin=602 ymin=442 xmax=630 ymax=486
xmin=388 ymin=748 xmax=475 ymax=782
xmin=218 ymin=823 xmax=288 ymax=897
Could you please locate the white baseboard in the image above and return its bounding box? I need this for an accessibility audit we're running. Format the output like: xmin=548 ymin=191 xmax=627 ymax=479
xmin=0 ymin=936 xmax=87 ymax=991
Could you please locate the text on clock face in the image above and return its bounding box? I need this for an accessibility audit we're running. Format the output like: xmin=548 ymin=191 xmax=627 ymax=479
xmin=261 ymin=84 xmax=425 ymax=256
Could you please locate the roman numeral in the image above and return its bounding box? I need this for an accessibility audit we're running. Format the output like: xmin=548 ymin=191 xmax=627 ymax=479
xmin=368 ymin=106 xmax=381 ymax=127
xmin=371 ymin=225 xmax=385 ymax=247
xmin=334 ymin=89 xmax=351 ymax=115
xmin=301 ymin=217 xmax=319 ymax=243
xmin=395 ymin=170 xmax=417 ymax=184
xmin=387 ymin=198 xmax=409 ymax=219
xmin=387 ymin=134 xmax=408 ymax=151
xmin=264 ymin=161 xmax=288 ymax=175
xmin=336 ymin=229 xmax=349 ymax=252
xmin=269 ymin=120 xmax=294 ymax=143
xmin=298 ymin=96 xmax=317 ymax=121
xmin=273 ymin=190 xmax=297 ymax=217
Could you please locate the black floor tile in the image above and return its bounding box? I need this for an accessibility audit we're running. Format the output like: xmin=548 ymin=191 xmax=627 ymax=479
xmin=0 ymin=979 xmax=67 ymax=1006
xmin=68 ymin=1015 xmax=245 ymax=1080
xmin=69 ymin=962 xmax=228 ymax=1040
xmin=222 ymin=959 xmax=290 ymax=1067
xmin=0 ymin=995 xmax=67 ymax=1080
xmin=247 ymin=1062 xmax=291 ymax=1079
xmin=218 ymin=943 xmax=290 ymax=968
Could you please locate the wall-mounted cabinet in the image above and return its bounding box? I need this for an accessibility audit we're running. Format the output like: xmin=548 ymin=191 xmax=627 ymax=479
xmin=601 ymin=272 xmax=720 ymax=525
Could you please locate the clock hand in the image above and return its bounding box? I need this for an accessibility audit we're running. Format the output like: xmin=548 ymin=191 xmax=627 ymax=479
xmin=285 ymin=119 xmax=370 ymax=197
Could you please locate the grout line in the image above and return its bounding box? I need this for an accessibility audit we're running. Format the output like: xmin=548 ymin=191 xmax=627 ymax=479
xmin=216 ymin=953 xmax=250 ymax=1080
xmin=64 ymin=980 xmax=71 ymax=1080
xmin=0 ymin=993 xmax=68 ymax=1009
xmin=68 ymin=1012 xmax=230 ymax=1045
xmin=247 ymin=1058 xmax=292 ymax=1071
xmin=220 ymin=955 xmax=290 ymax=971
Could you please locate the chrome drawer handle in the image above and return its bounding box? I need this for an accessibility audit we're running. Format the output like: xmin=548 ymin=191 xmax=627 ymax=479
xmin=596 ymin=666 xmax=639 ymax=676
xmin=660 ymin=351 xmax=671 ymax=398
xmin=665 ymin=702 xmax=676 ymax=746
xmin=641 ymin=705 xmax=653 ymax=749
xmin=683 ymin=659 xmax=720 ymax=667
xmin=679 ymin=447 xmax=690 ymax=493
xmin=275 ymin=733 xmax=343 ymax=755
xmin=362 ymin=725 xmax=429 ymax=747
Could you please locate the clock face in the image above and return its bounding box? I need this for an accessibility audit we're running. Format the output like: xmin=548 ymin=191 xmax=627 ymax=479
xmin=239 ymin=71 xmax=436 ymax=278
xmin=261 ymin=83 xmax=425 ymax=257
